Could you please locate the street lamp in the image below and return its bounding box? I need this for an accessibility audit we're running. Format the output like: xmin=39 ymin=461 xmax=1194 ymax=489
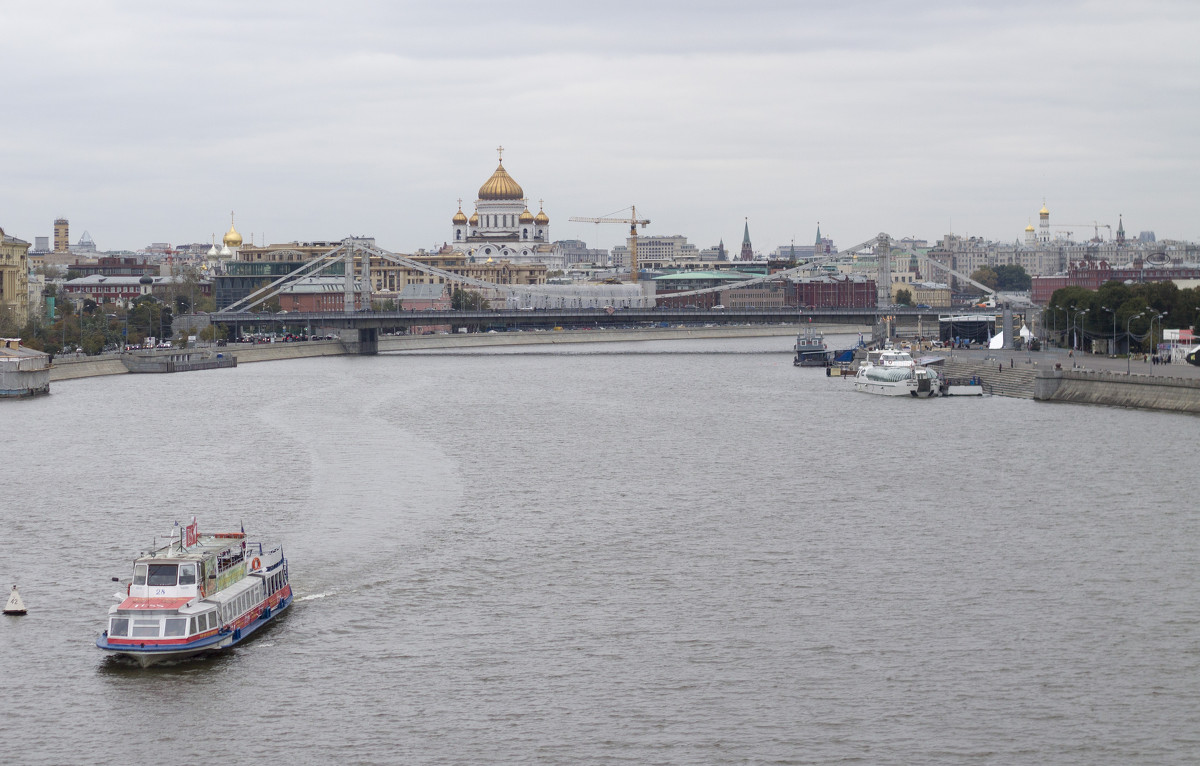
xmin=1069 ymin=308 xmax=1088 ymax=354
xmin=1126 ymin=313 xmax=1143 ymax=373
xmin=1147 ymin=310 xmax=1166 ymax=372
xmin=1101 ymin=306 xmax=1117 ymax=356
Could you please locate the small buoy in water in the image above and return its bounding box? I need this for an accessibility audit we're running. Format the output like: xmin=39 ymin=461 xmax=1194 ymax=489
xmin=5 ymin=585 xmax=27 ymax=615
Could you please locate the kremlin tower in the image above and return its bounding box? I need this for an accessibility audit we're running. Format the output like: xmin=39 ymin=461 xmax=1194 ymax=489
xmin=740 ymin=218 xmax=753 ymax=261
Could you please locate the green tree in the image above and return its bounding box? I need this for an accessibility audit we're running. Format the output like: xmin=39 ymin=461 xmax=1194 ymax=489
xmin=451 ymin=288 xmax=487 ymax=310
xmin=129 ymin=296 xmax=173 ymax=343
xmin=993 ymin=264 xmax=1032 ymax=291
xmin=198 ymin=323 xmax=227 ymax=342
xmin=895 ymin=288 xmax=913 ymax=306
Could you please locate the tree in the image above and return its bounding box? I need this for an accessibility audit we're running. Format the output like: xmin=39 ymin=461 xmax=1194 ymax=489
xmin=129 ymin=296 xmax=173 ymax=342
xmin=0 ymin=308 xmax=21 ymax=337
xmin=895 ymin=288 xmax=913 ymax=306
xmin=969 ymin=267 xmax=998 ymax=292
xmin=163 ymin=264 xmax=208 ymax=315
xmin=451 ymin=288 xmax=487 ymax=310
xmin=993 ymin=264 xmax=1032 ymax=291
xmin=198 ymin=323 xmax=227 ymax=342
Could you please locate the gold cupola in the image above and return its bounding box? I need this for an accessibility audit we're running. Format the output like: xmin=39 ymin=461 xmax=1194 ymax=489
xmin=518 ymin=207 xmax=535 ymax=224
xmin=453 ymin=201 xmax=469 ymax=225
xmin=468 ymin=209 xmax=479 ymax=226
xmin=478 ymin=160 xmax=524 ymax=200
xmin=222 ymin=212 xmax=243 ymax=247
xmin=534 ymin=203 xmax=549 ymax=225
xmin=1039 ymin=204 xmax=1049 ymax=217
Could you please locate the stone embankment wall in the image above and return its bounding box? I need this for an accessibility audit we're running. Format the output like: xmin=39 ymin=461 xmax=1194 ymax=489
xmin=1034 ymin=369 xmax=1200 ymax=414
xmin=49 ymin=356 xmax=129 ymax=381
xmin=937 ymin=358 xmax=1200 ymax=413
xmin=378 ymin=324 xmax=809 ymax=352
xmin=227 ymin=340 xmax=348 ymax=363
xmin=47 ymin=325 xmax=824 ymax=380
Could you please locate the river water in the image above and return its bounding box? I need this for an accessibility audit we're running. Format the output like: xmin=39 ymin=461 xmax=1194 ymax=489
xmin=2 ymin=335 xmax=1197 ymax=765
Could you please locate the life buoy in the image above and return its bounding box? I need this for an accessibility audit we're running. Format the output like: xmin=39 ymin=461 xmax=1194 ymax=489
xmin=251 ymin=557 xmax=261 ymax=571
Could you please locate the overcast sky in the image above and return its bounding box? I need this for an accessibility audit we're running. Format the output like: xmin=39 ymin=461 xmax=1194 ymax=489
xmin=3 ymin=0 xmax=1198 ymax=254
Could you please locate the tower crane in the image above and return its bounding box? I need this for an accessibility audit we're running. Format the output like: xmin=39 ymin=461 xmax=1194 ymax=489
xmin=1052 ymin=222 xmax=1112 ymax=241
xmin=569 ymin=206 xmax=650 ymax=283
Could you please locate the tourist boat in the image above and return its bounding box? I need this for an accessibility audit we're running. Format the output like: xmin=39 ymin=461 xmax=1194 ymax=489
xmin=793 ymin=325 xmax=830 ymax=367
xmin=853 ymin=347 xmax=941 ymax=397
xmin=96 ymin=519 xmax=291 ymax=666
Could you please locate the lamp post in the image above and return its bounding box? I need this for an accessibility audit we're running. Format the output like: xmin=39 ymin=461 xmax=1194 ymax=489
xmin=1147 ymin=310 xmax=1166 ymax=373
xmin=1126 ymin=313 xmax=1143 ymax=373
xmin=1101 ymin=305 xmax=1117 ymax=356
xmin=1069 ymin=308 xmax=1088 ymax=353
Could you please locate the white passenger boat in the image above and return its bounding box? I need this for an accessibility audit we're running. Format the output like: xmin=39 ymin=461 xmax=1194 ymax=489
xmin=96 ymin=519 xmax=291 ymax=666
xmin=853 ymin=347 xmax=941 ymax=397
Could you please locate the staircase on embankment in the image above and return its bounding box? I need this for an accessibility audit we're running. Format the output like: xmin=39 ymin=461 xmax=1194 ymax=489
xmin=939 ymin=359 xmax=1038 ymax=399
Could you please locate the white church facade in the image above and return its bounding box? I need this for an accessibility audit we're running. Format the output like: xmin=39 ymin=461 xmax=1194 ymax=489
xmin=450 ymin=148 xmax=564 ymax=269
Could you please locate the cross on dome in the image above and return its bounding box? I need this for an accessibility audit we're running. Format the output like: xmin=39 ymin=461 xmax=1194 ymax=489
xmin=496 ymin=145 xmax=504 ymax=162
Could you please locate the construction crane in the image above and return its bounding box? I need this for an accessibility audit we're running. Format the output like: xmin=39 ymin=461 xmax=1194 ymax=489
xmin=569 ymin=206 xmax=650 ymax=283
xmin=1053 ymin=222 xmax=1112 ymax=241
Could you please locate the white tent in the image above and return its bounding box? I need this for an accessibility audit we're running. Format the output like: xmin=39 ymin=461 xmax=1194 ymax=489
xmin=1019 ymin=323 xmax=1034 ymax=340
xmin=988 ymin=331 xmax=1005 ymax=350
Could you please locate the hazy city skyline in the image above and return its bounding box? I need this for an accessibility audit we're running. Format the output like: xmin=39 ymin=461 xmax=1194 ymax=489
xmin=3 ymin=1 xmax=1198 ymax=254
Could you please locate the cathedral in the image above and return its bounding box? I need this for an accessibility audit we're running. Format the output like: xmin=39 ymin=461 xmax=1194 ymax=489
xmin=450 ymin=148 xmax=562 ymax=268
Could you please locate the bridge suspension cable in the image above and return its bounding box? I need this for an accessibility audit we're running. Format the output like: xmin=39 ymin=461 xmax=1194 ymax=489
xmin=210 ymin=232 xmax=1025 ymax=318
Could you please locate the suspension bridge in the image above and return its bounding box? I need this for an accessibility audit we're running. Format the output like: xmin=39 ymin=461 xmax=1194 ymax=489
xmin=202 ymin=235 xmax=1024 ymax=354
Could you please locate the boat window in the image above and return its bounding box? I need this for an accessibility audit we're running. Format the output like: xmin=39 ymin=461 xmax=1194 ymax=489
xmin=110 ymin=618 xmax=129 ymax=637
xmin=207 ymin=612 xmax=216 ymax=630
xmin=178 ymin=563 xmax=197 ymax=585
xmin=131 ymin=620 xmax=161 ymax=638
xmin=147 ymin=563 xmax=178 ymax=587
xmin=164 ymin=618 xmax=186 ymax=637
xmin=133 ymin=564 xmax=147 ymax=585
xmin=190 ymin=616 xmax=199 ymax=634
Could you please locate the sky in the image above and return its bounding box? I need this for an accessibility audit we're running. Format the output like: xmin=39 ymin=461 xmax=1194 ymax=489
xmin=2 ymin=0 xmax=1198 ymax=254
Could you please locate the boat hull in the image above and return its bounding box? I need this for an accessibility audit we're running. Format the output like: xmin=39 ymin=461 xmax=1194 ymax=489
xmin=97 ymin=592 xmax=291 ymax=667
xmin=854 ymin=380 xmax=924 ymax=396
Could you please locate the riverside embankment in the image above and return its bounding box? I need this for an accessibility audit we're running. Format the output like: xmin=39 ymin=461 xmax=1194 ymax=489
xmin=934 ymin=349 xmax=1200 ymax=414
xmin=46 ymin=329 xmax=1200 ymax=415
xmin=48 ymin=324 xmax=812 ymax=381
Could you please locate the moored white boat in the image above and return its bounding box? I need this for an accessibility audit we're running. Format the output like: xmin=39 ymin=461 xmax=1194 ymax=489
xmin=853 ymin=347 xmax=941 ymax=397
xmin=96 ymin=519 xmax=291 ymax=666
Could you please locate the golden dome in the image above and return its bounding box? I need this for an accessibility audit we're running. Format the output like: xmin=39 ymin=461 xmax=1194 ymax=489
xmin=519 ymin=207 xmax=535 ymax=224
xmin=1039 ymin=205 xmax=1049 ymax=217
xmin=1025 ymin=223 xmax=1035 ymax=232
xmin=478 ymin=161 xmax=524 ymax=200
xmin=469 ymin=210 xmax=479 ymax=226
xmin=223 ymin=222 xmax=242 ymax=247
xmin=534 ymin=206 xmax=549 ymax=225
xmin=453 ymin=206 xmax=468 ymax=225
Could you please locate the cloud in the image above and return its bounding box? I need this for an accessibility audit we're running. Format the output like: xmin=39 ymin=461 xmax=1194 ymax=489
xmin=2 ymin=0 xmax=1198 ymax=252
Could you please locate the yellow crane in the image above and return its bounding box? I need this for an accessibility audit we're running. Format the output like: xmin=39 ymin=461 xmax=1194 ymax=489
xmin=569 ymin=206 xmax=651 ymax=283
